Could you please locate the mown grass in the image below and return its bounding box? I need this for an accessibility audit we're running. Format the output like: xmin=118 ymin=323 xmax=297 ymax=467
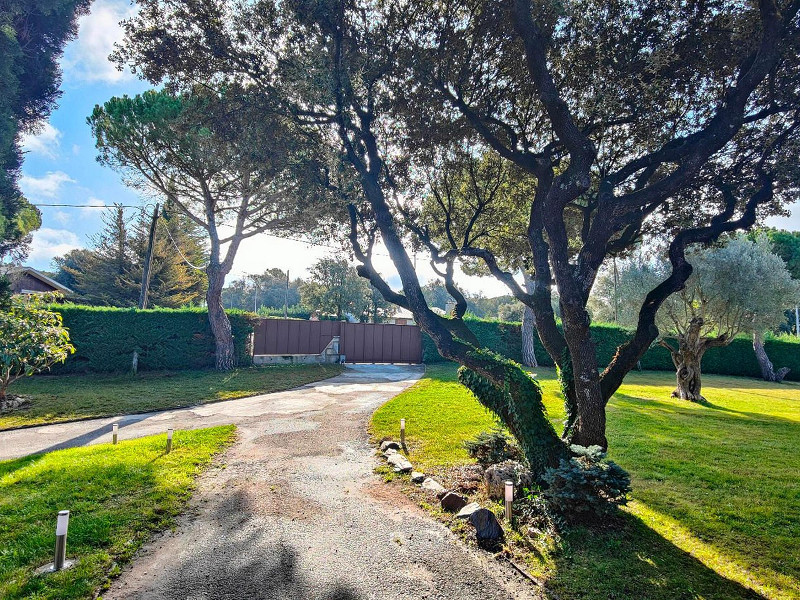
xmin=371 ymin=363 xmax=800 ymax=600
xmin=1 ymin=364 xmax=343 ymax=430
xmin=0 ymin=425 xmax=236 ymax=599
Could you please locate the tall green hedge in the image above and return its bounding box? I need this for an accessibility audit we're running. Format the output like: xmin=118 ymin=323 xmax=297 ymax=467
xmin=423 ymin=318 xmax=800 ymax=381
xmin=51 ymin=305 xmax=255 ymax=373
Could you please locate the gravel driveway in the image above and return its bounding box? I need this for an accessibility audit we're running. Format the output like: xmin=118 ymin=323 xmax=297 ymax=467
xmin=1 ymin=364 xmax=540 ymax=599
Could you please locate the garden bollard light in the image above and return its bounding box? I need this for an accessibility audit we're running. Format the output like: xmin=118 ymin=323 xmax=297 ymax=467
xmin=504 ymin=480 xmax=513 ymax=521
xmin=400 ymin=419 xmax=406 ymax=447
xmin=54 ymin=510 xmax=69 ymax=571
xmin=166 ymin=428 xmax=173 ymax=453
xmin=112 ymin=423 xmax=118 ymax=445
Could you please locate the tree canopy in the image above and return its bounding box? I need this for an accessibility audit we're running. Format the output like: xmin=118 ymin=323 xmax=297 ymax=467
xmin=113 ymin=0 xmax=800 ymax=473
xmin=0 ymin=0 xmax=90 ymax=260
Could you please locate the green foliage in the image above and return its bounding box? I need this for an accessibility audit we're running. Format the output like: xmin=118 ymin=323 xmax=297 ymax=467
xmin=457 ymin=348 xmax=566 ymax=476
xmin=0 ymin=0 xmax=88 ymax=259
xmin=542 ymin=445 xmax=631 ymax=523
xmin=53 ymin=205 xmax=208 ymax=308
xmin=424 ymin=317 xmax=800 ymax=381
xmin=0 ymin=293 xmax=74 ymax=399
xmin=0 ymin=425 xmax=235 ymax=599
xmin=463 ymin=426 xmax=523 ymax=466
xmin=49 ymin=305 xmax=254 ymax=373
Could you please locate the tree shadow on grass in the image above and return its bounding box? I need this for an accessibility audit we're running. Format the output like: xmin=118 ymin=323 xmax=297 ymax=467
xmin=543 ymin=511 xmax=766 ymax=600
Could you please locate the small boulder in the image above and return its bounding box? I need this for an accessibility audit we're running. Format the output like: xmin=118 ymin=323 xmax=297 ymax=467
xmin=484 ymin=460 xmax=533 ymax=500
xmin=380 ymin=440 xmax=401 ymax=452
xmin=440 ymin=491 xmax=468 ymax=513
xmin=455 ymin=502 xmax=481 ymax=519
xmin=387 ymin=453 xmax=413 ymax=473
xmin=421 ymin=477 xmax=446 ymax=495
xmin=410 ymin=471 xmax=425 ymax=484
xmin=468 ymin=508 xmax=504 ymax=547
xmin=383 ymin=448 xmax=398 ymax=458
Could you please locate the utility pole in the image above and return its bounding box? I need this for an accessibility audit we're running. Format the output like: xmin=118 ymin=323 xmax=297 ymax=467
xmin=795 ymin=305 xmax=799 ymax=338
xmin=133 ymin=203 xmax=159 ymax=374
xmin=284 ymin=270 xmax=289 ymax=319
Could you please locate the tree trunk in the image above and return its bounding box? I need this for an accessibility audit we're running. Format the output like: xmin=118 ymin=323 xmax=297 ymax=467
xmin=521 ymin=271 xmax=538 ymax=368
xmin=753 ymin=330 xmax=790 ymax=382
xmin=207 ymin=265 xmax=236 ymax=371
xmin=666 ymin=317 xmax=708 ymax=402
xmin=672 ymin=349 xmax=705 ymax=401
xmin=559 ymin=297 xmax=608 ymax=449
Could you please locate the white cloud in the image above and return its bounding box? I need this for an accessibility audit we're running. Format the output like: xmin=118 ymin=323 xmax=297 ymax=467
xmin=53 ymin=211 xmax=71 ymax=225
xmin=21 ymin=123 xmax=62 ymax=159
xmin=19 ymin=171 xmax=76 ymax=199
xmin=27 ymin=228 xmax=83 ymax=265
xmin=62 ymin=0 xmax=136 ymax=84
xmin=80 ymin=196 xmax=108 ymax=217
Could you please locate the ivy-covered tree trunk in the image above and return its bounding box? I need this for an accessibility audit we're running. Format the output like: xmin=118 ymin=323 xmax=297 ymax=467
xmin=521 ymin=271 xmax=538 ymax=368
xmin=456 ymin=348 xmax=569 ymax=478
xmin=206 ymin=264 xmax=235 ymax=371
xmin=753 ymin=330 xmax=790 ymax=382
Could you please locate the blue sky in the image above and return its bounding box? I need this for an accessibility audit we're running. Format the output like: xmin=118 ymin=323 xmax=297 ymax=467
xmin=17 ymin=0 xmax=800 ymax=298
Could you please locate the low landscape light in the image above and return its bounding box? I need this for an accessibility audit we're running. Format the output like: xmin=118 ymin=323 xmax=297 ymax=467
xmin=504 ymin=480 xmax=513 ymax=521
xmin=400 ymin=418 xmax=406 ymax=446
xmin=166 ymin=428 xmax=174 ymax=453
xmin=54 ymin=510 xmax=70 ymax=570
xmin=112 ymin=423 xmax=118 ymax=445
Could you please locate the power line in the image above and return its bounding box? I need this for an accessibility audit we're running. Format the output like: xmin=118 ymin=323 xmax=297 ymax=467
xmin=32 ymin=203 xmax=145 ymax=208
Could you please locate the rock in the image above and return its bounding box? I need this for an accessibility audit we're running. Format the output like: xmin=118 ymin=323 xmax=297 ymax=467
xmin=380 ymin=440 xmax=401 ymax=452
xmin=484 ymin=460 xmax=534 ymax=500
xmin=421 ymin=477 xmax=446 ymax=495
xmin=410 ymin=471 xmax=425 ymax=484
xmin=383 ymin=448 xmax=398 ymax=458
xmin=468 ymin=508 xmax=504 ymax=547
xmin=439 ymin=491 xmax=468 ymax=512
xmin=387 ymin=453 xmax=413 ymax=473
xmin=455 ymin=502 xmax=481 ymax=519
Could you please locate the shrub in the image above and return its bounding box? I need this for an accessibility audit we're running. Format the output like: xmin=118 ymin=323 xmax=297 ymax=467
xmin=542 ymin=445 xmax=631 ymax=523
xmin=464 ymin=426 xmax=523 ymax=466
xmin=50 ymin=305 xmax=255 ymax=373
xmin=1 ymin=293 xmax=75 ymax=401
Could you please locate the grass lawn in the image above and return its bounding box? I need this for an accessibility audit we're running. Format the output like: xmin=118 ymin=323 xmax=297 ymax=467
xmin=1 ymin=363 xmax=344 ymax=431
xmin=371 ymin=363 xmax=800 ymax=600
xmin=0 ymin=425 xmax=235 ymax=599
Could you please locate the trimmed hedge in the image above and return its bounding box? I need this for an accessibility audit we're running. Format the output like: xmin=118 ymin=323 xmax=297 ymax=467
xmin=51 ymin=305 xmax=255 ymax=373
xmin=423 ymin=318 xmax=800 ymax=381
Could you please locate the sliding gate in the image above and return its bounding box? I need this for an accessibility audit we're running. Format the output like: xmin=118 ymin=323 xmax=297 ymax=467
xmin=252 ymin=319 xmax=422 ymax=364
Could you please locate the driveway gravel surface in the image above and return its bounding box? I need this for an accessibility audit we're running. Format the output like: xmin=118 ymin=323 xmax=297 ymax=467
xmin=0 ymin=364 xmax=541 ymax=599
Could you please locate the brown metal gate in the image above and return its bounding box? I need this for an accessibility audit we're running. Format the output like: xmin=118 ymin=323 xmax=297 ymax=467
xmin=252 ymin=319 xmax=422 ymax=364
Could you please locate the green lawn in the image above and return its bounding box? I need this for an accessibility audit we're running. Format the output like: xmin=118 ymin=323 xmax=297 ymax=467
xmin=1 ymin=364 xmax=343 ymax=431
xmin=371 ymin=364 xmax=800 ymax=600
xmin=0 ymin=426 xmax=235 ymax=599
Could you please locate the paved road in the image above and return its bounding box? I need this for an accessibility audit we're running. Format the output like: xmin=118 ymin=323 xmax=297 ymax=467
xmin=1 ymin=365 xmax=540 ymax=599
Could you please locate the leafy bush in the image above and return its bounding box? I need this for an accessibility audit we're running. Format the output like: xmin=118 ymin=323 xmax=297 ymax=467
xmin=1 ymin=293 xmax=75 ymax=401
xmin=464 ymin=426 xmax=523 ymax=466
xmin=50 ymin=305 xmax=255 ymax=373
xmin=423 ymin=316 xmax=800 ymax=380
xmin=542 ymin=445 xmax=631 ymax=523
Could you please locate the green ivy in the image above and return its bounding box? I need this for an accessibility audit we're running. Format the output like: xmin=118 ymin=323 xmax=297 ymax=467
xmin=457 ymin=348 xmax=568 ymax=478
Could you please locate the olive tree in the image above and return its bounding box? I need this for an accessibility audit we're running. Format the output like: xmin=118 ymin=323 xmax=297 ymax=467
xmin=591 ymin=235 xmax=799 ymax=399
